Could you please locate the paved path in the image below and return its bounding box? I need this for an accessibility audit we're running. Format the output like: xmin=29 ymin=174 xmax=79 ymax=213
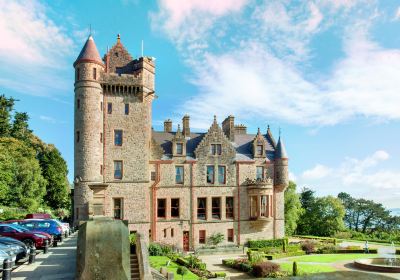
xmin=199 ymin=253 xmax=255 ymax=279
xmin=12 ymin=233 xmax=77 ymax=280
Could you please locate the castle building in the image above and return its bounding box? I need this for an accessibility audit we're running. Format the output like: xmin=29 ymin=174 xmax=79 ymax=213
xmin=73 ymin=35 xmax=289 ymax=250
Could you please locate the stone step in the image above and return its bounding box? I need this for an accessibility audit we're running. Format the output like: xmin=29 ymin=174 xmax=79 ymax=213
xmin=131 ymin=272 xmax=140 ymax=278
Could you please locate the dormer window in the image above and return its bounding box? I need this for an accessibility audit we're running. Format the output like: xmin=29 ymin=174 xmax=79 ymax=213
xmin=257 ymin=145 xmax=263 ymax=155
xmin=176 ymin=143 xmax=183 ymax=155
xmin=210 ymin=144 xmax=222 ymax=155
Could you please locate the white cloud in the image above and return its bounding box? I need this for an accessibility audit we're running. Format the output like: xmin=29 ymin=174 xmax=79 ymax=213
xmin=151 ymin=0 xmax=400 ymax=128
xmin=396 ymin=7 xmax=400 ymax=20
xmin=302 ymin=164 xmax=332 ymax=180
xmin=297 ymin=150 xmax=400 ymax=208
xmin=0 ymin=0 xmax=76 ymax=97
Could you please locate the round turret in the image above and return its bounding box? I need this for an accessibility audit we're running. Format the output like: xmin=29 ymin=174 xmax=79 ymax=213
xmin=74 ymin=36 xmax=104 ymax=183
xmin=274 ymin=136 xmax=289 ymax=191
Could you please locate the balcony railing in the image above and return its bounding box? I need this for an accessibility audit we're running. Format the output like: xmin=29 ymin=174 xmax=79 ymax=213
xmin=243 ymin=177 xmax=273 ymax=188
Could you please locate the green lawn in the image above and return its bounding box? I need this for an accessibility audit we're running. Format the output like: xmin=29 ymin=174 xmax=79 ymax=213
xmin=288 ymin=253 xmax=378 ymax=263
xmin=279 ymin=262 xmax=336 ymax=275
xmin=149 ymin=256 xmax=199 ymax=280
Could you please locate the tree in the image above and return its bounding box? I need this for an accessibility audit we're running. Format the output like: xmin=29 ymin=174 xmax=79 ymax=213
xmin=37 ymin=145 xmax=70 ymax=209
xmin=0 ymin=137 xmax=46 ymax=210
xmin=297 ymin=189 xmax=345 ymax=236
xmin=0 ymin=95 xmax=15 ymax=137
xmin=11 ymin=112 xmax=32 ymax=141
xmin=284 ymin=181 xmax=303 ymax=236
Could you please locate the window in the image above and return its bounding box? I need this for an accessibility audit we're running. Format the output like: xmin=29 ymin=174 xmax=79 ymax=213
xmin=212 ymin=197 xmax=221 ymax=219
xmin=226 ymin=197 xmax=234 ymax=219
xmin=77 ymin=99 xmax=80 ymax=109
xmin=101 ymin=102 xmax=103 ymax=111
xmin=113 ymin=198 xmax=123 ymax=219
xmin=175 ymin=166 xmax=184 ymax=184
xmin=207 ymin=166 xmax=215 ymax=184
xmin=199 ymin=230 xmax=206 ymax=244
xmin=171 ymin=228 xmax=174 ymax=237
xmin=197 ymin=198 xmax=207 ymax=220
xmin=171 ymin=198 xmax=180 ymax=218
xmin=257 ymin=145 xmax=263 ymax=155
xmin=149 ymin=229 xmax=152 ymax=239
xmin=250 ymin=196 xmax=258 ymax=219
xmin=100 ymin=133 xmax=103 ymax=143
xmin=228 ymin=228 xmax=234 ymax=242
xmin=100 ymin=165 xmax=103 ymax=175
xmin=93 ymin=68 xmax=97 ymax=80
xmin=157 ymin=199 xmax=166 ymax=218
xmin=256 ymin=166 xmax=264 ymax=180
xmin=125 ymin=103 xmax=129 ymax=115
xmin=114 ymin=130 xmax=123 ymax=146
xmin=107 ymin=102 xmax=112 ymax=114
xmin=260 ymin=195 xmax=268 ymax=217
xmin=176 ymin=143 xmax=183 ymax=155
xmin=76 ymin=68 xmax=80 ymax=80
xmin=76 ymin=131 xmax=80 ymax=142
xmin=210 ymin=144 xmax=222 ymax=155
xmin=114 ymin=161 xmax=123 ymax=179
xmin=218 ymin=166 xmax=226 ymax=184
xmin=163 ymin=229 xmax=167 ymax=238
xmin=151 ymin=171 xmax=156 ymax=181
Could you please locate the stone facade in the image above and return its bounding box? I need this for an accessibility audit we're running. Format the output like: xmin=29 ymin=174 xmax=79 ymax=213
xmin=73 ymin=35 xmax=289 ymax=250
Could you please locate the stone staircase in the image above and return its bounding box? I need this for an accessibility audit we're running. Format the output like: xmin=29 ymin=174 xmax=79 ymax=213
xmin=130 ymin=253 xmax=140 ymax=280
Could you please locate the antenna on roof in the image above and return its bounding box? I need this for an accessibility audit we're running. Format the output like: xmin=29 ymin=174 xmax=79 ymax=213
xmin=141 ymin=40 xmax=144 ymax=57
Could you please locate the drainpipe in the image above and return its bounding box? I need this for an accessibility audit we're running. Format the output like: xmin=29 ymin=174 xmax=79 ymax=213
xmin=236 ymin=162 xmax=241 ymax=246
xmin=189 ymin=161 xmax=195 ymax=250
xmin=151 ymin=162 xmax=160 ymax=242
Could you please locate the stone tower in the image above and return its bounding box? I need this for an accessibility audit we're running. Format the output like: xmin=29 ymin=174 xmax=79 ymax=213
xmin=273 ymin=136 xmax=289 ymax=237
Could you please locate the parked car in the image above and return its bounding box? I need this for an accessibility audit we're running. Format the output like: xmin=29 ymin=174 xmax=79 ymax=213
xmin=18 ymin=220 xmax=63 ymax=241
xmin=25 ymin=213 xmax=52 ymax=219
xmin=0 ymin=237 xmax=29 ymax=261
xmin=0 ymin=224 xmax=51 ymax=248
xmin=2 ymin=220 xmax=54 ymax=243
xmin=52 ymin=219 xmax=70 ymax=236
xmin=0 ymin=249 xmax=16 ymax=266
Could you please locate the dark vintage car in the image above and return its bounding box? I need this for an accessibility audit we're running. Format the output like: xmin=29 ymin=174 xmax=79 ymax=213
xmin=0 ymin=224 xmax=51 ymax=248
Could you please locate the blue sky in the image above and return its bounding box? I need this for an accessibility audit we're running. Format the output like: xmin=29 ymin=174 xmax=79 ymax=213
xmin=1 ymin=0 xmax=400 ymax=208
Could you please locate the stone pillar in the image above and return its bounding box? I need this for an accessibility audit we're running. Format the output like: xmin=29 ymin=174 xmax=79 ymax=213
xmin=222 ymin=115 xmax=235 ymax=141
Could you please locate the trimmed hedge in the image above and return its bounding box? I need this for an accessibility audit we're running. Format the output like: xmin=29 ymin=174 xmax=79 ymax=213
xmin=215 ymin=272 xmax=227 ymax=277
xmin=248 ymin=238 xmax=288 ymax=248
xmin=248 ymin=249 xmax=305 ymax=260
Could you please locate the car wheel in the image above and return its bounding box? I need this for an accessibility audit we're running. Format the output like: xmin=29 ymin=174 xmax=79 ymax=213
xmin=22 ymin=239 xmax=34 ymax=248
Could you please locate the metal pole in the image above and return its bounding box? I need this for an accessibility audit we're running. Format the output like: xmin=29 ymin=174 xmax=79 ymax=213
xmin=2 ymin=258 xmax=12 ymax=280
xmin=43 ymin=240 xmax=49 ymax=254
xmin=28 ymin=246 xmax=36 ymax=264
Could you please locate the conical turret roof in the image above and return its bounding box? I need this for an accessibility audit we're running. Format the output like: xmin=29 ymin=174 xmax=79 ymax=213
xmin=275 ymin=136 xmax=288 ymax=159
xmin=74 ymin=36 xmax=104 ymax=67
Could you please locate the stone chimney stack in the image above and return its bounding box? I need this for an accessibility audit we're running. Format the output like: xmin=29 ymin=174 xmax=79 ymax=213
xmin=222 ymin=115 xmax=235 ymax=141
xmin=164 ymin=119 xmax=172 ymax=133
xmin=182 ymin=115 xmax=190 ymax=137
xmin=234 ymin=124 xmax=247 ymax=135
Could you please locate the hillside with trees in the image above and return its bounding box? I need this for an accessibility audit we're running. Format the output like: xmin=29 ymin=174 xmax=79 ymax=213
xmin=0 ymin=95 xmax=70 ymax=219
xmin=285 ymin=181 xmax=400 ymax=242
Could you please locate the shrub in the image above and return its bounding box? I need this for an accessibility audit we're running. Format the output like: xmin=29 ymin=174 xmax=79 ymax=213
xmin=129 ymin=233 xmax=136 ymax=245
xmin=248 ymin=238 xmax=287 ymax=248
xmin=208 ymin=233 xmax=225 ymax=246
xmin=292 ymin=261 xmax=298 ymax=276
xmin=177 ymin=266 xmax=188 ymax=279
xmin=160 ymin=244 xmax=173 ymax=255
xmin=215 ymin=272 xmax=227 ymax=277
xmin=247 ymin=251 xmax=264 ymax=265
xmin=148 ymin=243 xmax=163 ymax=256
xmin=222 ymin=259 xmax=235 ymax=266
xmin=301 ymin=241 xmax=316 ymax=254
xmin=252 ymin=261 xmax=280 ymax=277
xmin=317 ymin=245 xmax=337 ymax=254
xmin=334 ymin=231 xmax=352 ymax=239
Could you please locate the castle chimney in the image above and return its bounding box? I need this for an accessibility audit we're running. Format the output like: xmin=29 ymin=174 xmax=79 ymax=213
xmin=222 ymin=115 xmax=235 ymax=141
xmin=234 ymin=124 xmax=247 ymax=135
xmin=182 ymin=115 xmax=190 ymax=137
xmin=164 ymin=119 xmax=172 ymax=133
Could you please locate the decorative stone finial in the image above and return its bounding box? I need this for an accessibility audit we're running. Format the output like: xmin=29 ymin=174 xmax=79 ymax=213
xmin=117 ymin=34 xmax=121 ymax=43
xmin=257 ymin=127 xmax=261 ymax=134
xmin=177 ymin=124 xmax=181 ymax=132
xmin=213 ymin=115 xmax=217 ymax=123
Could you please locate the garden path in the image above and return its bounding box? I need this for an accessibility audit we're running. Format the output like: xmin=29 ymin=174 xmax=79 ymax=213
xmin=199 ymin=253 xmax=255 ymax=279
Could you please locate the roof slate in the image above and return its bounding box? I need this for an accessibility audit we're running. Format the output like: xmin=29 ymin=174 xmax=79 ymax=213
xmin=152 ymin=130 xmax=276 ymax=160
xmin=74 ymin=36 xmax=103 ymax=66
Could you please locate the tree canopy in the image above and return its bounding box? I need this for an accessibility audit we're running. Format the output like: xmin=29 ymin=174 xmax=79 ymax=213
xmin=0 ymin=94 xmax=70 ymax=214
xmin=284 ymin=181 xmax=303 ymax=235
